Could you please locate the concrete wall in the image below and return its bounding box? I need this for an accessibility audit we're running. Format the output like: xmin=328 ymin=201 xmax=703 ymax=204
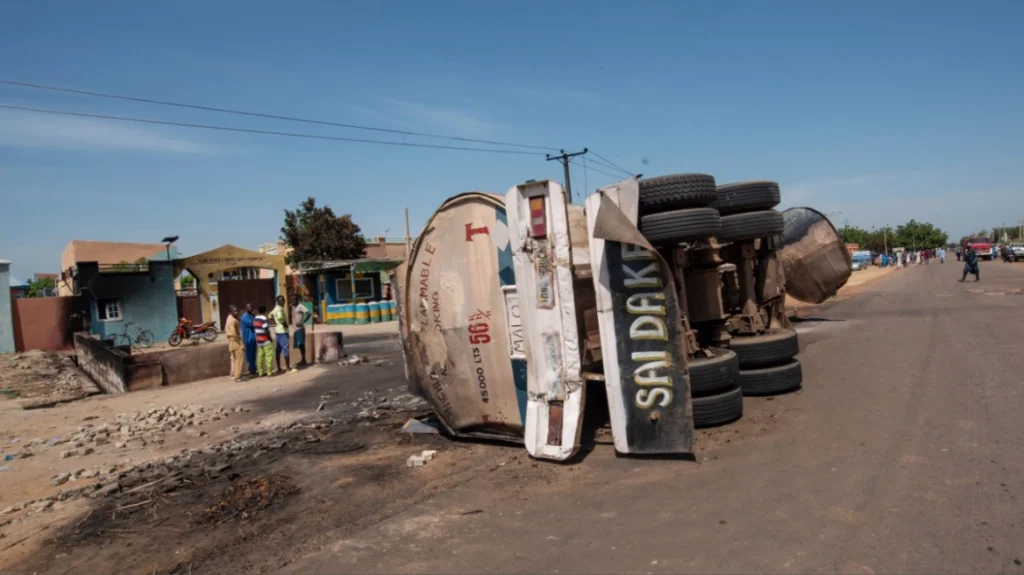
xmin=74 ymin=333 xmax=128 ymax=394
xmin=82 ymin=261 xmax=178 ymax=343
xmin=0 ymin=262 xmax=13 ymax=353
xmin=12 ymin=296 xmax=83 ymax=352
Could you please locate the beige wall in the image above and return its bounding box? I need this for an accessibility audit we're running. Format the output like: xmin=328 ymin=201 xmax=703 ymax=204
xmin=59 ymin=240 xmax=170 ymax=296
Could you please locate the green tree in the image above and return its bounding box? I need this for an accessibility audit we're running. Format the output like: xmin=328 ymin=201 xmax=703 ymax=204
xmin=281 ymin=197 xmax=367 ymax=266
xmin=991 ymin=227 xmax=1020 ymax=242
xmin=27 ymin=276 xmax=56 ymax=297
xmin=894 ymin=219 xmax=948 ymax=250
xmin=180 ymin=274 xmax=195 ymax=289
xmin=838 ymin=225 xmax=870 ymax=246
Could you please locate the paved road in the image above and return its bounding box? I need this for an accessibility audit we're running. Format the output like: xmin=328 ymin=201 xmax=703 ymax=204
xmin=285 ymin=261 xmax=1024 ymax=574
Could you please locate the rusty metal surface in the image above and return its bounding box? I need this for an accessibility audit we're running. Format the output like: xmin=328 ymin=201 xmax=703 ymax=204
xmin=780 ymin=207 xmax=852 ymax=304
xmin=398 ymin=192 xmax=525 ymax=441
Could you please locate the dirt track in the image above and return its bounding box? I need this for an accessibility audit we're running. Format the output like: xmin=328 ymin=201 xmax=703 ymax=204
xmin=6 ymin=261 xmax=1024 ymax=574
xmin=285 ymin=260 xmax=1024 ymax=574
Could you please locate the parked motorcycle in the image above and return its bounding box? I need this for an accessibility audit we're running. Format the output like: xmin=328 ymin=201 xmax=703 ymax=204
xmin=168 ymin=318 xmax=218 ymax=346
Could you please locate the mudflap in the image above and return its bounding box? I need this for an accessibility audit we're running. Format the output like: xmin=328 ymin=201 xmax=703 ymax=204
xmin=506 ymin=181 xmax=585 ymax=461
xmin=585 ymin=179 xmax=695 ymax=455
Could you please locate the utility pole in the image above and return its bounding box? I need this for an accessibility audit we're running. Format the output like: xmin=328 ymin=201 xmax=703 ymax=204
xmin=883 ymin=225 xmax=888 ymax=254
xmin=546 ymin=148 xmax=588 ymax=198
xmin=404 ymin=207 xmax=411 ymax=258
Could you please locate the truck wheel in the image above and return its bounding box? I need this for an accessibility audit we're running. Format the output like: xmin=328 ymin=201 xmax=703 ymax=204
xmin=693 ymin=386 xmax=743 ymax=428
xmin=738 ymin=359 xmax=803 ymax=396
xmin=716 ymin=210 xmax=784 ymax=243
xmin=689 ymin=348 xmax=739 ymax=396
xmin=639 ymin=207 xmax=721 ymax=244
xmin=729 ymin=329 xmax=799 ymax=370
xmin=638 ymin=173 xmax=717 ymax=215
xmin=713 ymin=181 xmax=781 ymax=215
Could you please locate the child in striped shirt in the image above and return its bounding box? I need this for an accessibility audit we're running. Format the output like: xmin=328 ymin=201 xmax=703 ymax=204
xmin=254 ymin=306 xmax=274 ymax=377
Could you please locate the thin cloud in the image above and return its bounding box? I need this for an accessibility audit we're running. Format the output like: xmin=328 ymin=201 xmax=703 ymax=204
xmin=385 ymin=99 xmax=497 ymax=138
xmin=0 ymin=107 xmax=213 ymax=154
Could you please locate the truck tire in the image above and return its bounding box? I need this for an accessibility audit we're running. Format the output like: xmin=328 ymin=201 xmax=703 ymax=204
xmin=689 ymin=348 xmax=739 ymax=396
xmin=717 ymin=210 xmax=784 ymax=243
xmin=729 ymin=329 xmax=799 ymax=370
xmin=638 ymin=173 xmax=717 ymax=215
xmin=693 ymin=386 xmax=743 ymax=428
xmin=713 ymin=181 xmax=781 ymax=215
xmin=639 ymin=207 xmax=721 ymax=244
xmin=738 ymin=359 xmax=803 ymax=396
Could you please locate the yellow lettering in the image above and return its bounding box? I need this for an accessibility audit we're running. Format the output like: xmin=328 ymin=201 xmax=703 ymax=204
xmin=632 ymin=351 xmax=671 ymax=386
xmin=630 ymin=316 xmax=667 ymax=340
xmin=626 ymin=292 xmax=666 ymax=315
xmin=621 ymin=243 xmax=655 ymax=261
xmin=636 ymin=387 xmax=673 ymax=408
xmin=622 ymin=261 xmax=662 ymax=288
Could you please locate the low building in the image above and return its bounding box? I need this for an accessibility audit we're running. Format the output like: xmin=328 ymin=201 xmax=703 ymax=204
xmin=9 ymin=274 xmax=29 ymax=299
xmin=60 ymin=240 xmax=178 ymax=296
xmin=296 ymin=259 xmax=403 ymax=323
xmin=70 ymin=261 xmax=179 ymax=344
xmin=365 ymin=236 xmax=409 ymax=260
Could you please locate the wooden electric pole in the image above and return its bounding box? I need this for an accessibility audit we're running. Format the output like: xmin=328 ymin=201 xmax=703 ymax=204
xmin=404 ymin=207 xmax=411 ymax=258
xmin=546 ymin=148 xmax=588 ymax=197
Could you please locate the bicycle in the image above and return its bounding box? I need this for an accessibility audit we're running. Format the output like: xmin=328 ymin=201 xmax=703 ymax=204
xmin=113 ymin=322 xmax=155 ymax=350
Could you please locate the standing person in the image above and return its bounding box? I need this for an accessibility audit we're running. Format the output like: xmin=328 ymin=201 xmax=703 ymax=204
xmin=253 ymin=305 xmax=274 ymax=376
xmin=896 ymin=252 xmax=904 ymax=269
xmin=225 ymin=305 xmax=245 ymax=382
xmin=270 ymin=295 xmax=296 ymax=373
xmin=939 ymin=248 xmax=946 ymax=264
xmin=956 ymin=246 xmax=962 ymax=262
xmin=240 ymin=303 xmax=257 ymax=377
xmin=292 ymin=294 xmax=311 ymax=368
xmin=960 ymin=244 xmax=980 ymax=282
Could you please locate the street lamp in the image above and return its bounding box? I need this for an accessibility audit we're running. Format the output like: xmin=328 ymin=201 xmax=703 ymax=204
xmin=162 ymin=236 xmax=179 ymax=261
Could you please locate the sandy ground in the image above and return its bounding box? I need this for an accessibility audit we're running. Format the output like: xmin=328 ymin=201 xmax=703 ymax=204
xmin=787 ymin=263 xmax=898 ymax=311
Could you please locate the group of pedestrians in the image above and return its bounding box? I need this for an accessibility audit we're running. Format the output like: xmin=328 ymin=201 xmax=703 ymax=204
xmin=887 ymin=248 xmax=945 ymax=269
xmin=224 ymin=294 xmax=312 ymax=382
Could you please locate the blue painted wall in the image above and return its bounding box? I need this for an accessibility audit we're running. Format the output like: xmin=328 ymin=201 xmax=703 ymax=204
xmin=85 ymin=261 xmax=179 ymax=344
xmin=0 ymin=262 xmax=14 ymax=353
xmin=323 ymin=271 xmax=382 ymax=305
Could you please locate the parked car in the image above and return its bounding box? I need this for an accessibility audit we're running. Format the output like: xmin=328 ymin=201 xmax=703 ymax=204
xmin=1010 ymin=243 xmax=1024 ymax=258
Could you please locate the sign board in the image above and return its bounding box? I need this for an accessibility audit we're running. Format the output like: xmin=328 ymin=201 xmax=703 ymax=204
xmin=585 ymin=180 xmax=694 ymax=455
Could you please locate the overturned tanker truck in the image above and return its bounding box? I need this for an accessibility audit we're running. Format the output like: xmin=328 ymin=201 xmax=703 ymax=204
xmin=394 ymin=176 xmax=850 ymax=461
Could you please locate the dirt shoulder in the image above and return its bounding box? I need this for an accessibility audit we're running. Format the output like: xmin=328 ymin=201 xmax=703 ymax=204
xmin=787 ymin=264 xmax=898 ymax=315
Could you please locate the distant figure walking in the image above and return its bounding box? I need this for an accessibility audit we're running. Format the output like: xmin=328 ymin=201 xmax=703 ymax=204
xmin=960 ymin=245 xmax=980 ymax=282
xmin=939 ymin=248 xmax=946 ymax=264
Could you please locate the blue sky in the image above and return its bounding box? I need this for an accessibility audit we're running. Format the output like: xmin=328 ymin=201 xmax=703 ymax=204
xmin=2 ymin=0 xmax=1023 ymax=277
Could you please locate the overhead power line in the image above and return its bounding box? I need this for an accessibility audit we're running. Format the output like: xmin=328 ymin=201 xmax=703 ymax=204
xmin=570 ymin=159 xmax=623 ymax=181
xmin=588 ymin=150 xmax=634 ymax=176
xmin=0 ymin=79 xmax=558 ymax=151
xmin=0 ymin=104 xmax=546 ymax=155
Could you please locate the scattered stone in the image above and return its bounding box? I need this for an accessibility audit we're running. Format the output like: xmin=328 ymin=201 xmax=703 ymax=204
xmin=32 ymin=499 xmax=54 ymax=513
xmin=81 ymin=447 xmax=95 ymax=456
xmin=406 ymin=454 xmax=426 ymax=468
xmin=92 ymin=482 xmax=120 ymax=498
xmin=60 ymin=449 xmax=78 ymax=459
xmin=2 ymin=503 xmax=24 ymax=514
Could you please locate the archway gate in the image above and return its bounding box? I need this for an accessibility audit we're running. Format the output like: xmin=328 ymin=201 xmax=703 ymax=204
xmin=173 ymin=244 xmax=288 ymax=328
